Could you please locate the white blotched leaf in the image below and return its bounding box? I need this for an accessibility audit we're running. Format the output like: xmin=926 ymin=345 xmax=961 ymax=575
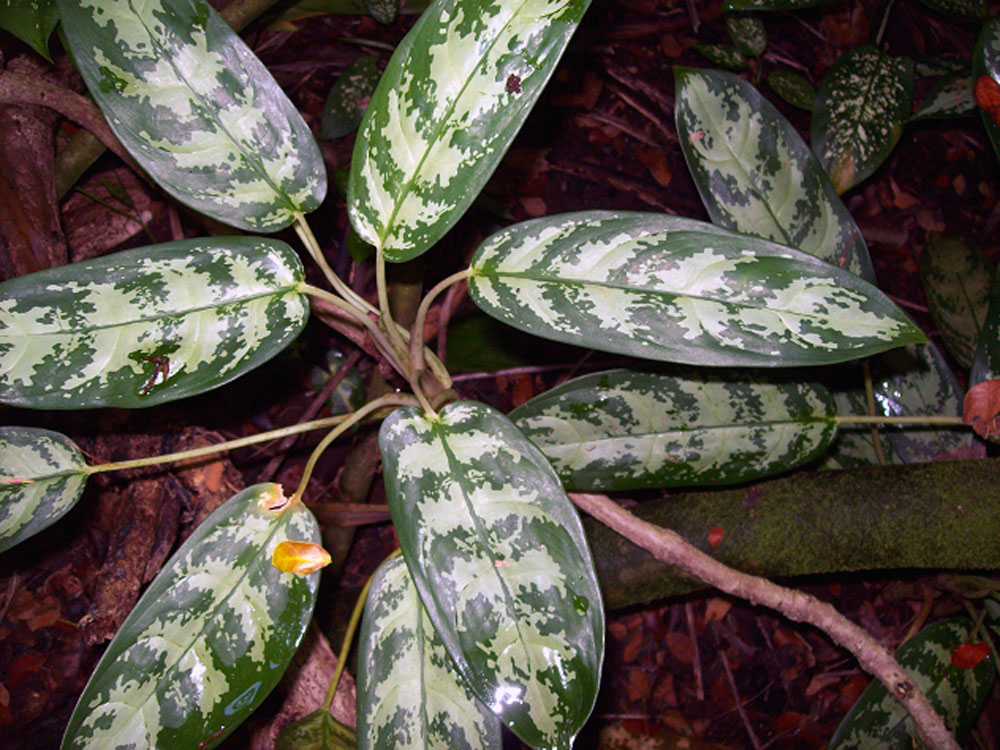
xmin=0 ymin=238 xmax=309 ymax=409
xmin=58 ymin=0 xmax=326 ymax=232
xmin=912 ymin=74 xmax=976 ymax=121
xmin=62 ymin=484 xmax=321 ymax=750
xmin=0 ymin=427 xmax=88 ymax=554
xmin=348 ymin=0 xmax=591 ymax=261
xmin=510 ymin=368 xmax=837 ymax=490
xmin=468 ymin=211 xmax=925 ymax=368
xmin=358 ymin=555 xmax=502 ymax=750
xmin=379 ymin=401 xmax=604 ymax=749
xmin=675 ymin=67 xmax=875 ymax=282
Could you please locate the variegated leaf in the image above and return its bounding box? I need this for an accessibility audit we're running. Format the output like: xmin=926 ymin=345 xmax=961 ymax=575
xmin=691 ymin=44 xmax=748 ymax=71
xmin=0 ymin=238 xmax=308 ymax=409
xmin=725 ymin=13 xmax=766 ymax=57
xmin=0 ymin=0 xmax=59 ymax=60
xmin=0 ymin=427 xmax=88 ymax=554
xmin=919 ymin=233 xmax=993 ymax=369
xmin=912 ymin=73 xmax=976 ymax=120
xmin=468 ymin=211 xmax=924 ymax=368
xmin=62 ymin=483 xmax=321 ymax=750
xmin=365 ymin=0 xmax=399 ymax=23
xmin=510 ymin=368 xmax=837 ymax=491
xmin=675 ymin=67 xmax=875 ymax=281
xmin=974 ymin=18 xmax=1000 ymax=164
xmin=322 ymin=54 xmax=381 ymax=139
xmin=913 ymin=0 xmax=986 ymax=20
xmin=348 ymin=0 xmax=591 ymax=261
xmin=275 ymin=710 xmax=356 ymax=750
xmin=766 ymin=69 xmax=815 ymax=110
xmin=57 ymin=0 xmax=326 ymax=232
xmin=830 ymin=619 xmax=994 ymax=749
xmin=358 ymin=555 xmax=502 ymax=750
xmin=811 ymin=47 xmax=914 ymax=194
xmin=971 ymin=269 xmax=1000 ymax=387
xmin=379 ymin=401 xmax=604 ymax=748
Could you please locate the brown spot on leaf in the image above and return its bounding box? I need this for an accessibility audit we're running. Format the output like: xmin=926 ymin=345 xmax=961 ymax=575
xmin=506 ymin=73 xmax=522 ymax=94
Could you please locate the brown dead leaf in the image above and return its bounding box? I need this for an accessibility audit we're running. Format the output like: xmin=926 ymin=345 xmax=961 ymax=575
xmin=665 ymin=631 xmax=696 ymax=664
xmin=703 ymin=597 xmax=732 ymax=623
xmin=890 ymin=178 xmax=919 ymax=209
xmin=964 ymin=379 xmax=1000 ymax=442
xmin=623 ymin=629 xmax=644 ymax=663
xmin=520 ymin=196 xmax=547 ymax=217
xmin=581 ymin=71 xmax=602 ymax=110
xmin=804 ymin=671 xmax=842 ymax=696
xmin=625 ymin=668 xmax=650 ymax=702
xmin=660 ymin=35 xmax=684 ymax=57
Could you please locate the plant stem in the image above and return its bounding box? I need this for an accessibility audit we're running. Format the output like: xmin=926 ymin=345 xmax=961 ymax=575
xmin=292 ymin=393 xmax=414 ymax=502
xmin=835 ymin=415 xmax=966 ymax=425
xmin=375 ymin=248 xmax=411 ymax=367
xmin=409 ymin=268 xmax=471 ymax=374
xmin=84 ymin=415 xmax=354 ymax=476
xmin=323 ymin=548 xmax=401 ymax=713
xmin=294 ymin=215 xmax=376 ymax=316
xmin=863 ymin=360 xmax=890 ymax=465
xmin=875 ymin=0 xmax=896 ymax=47
xmin=571 ymin=491 xmax=961 ymax=750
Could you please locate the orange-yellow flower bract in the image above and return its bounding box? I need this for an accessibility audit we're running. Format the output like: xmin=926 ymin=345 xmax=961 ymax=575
xmin=272 ymin=540 xmax=331 ymax=575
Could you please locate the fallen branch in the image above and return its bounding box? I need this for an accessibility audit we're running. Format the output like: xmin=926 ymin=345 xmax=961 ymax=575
xmin=571 ymin=490 xmax=960 ymax=750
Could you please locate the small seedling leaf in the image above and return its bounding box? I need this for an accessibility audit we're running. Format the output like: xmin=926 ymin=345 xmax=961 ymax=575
xmin=322 ymin=55 xmax=381 ymax=139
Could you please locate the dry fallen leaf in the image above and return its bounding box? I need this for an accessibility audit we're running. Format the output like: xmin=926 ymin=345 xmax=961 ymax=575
xmin=963 ymin=379 xmax=1000 ymax=442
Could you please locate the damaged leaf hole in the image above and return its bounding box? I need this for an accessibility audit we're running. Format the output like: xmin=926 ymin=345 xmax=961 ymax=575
xmin=506 ymin=73 xmax=521 ymax=94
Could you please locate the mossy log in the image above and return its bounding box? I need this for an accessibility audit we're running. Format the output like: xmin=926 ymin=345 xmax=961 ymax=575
xmin=586 ymin=458 xmax=1000 ymax=609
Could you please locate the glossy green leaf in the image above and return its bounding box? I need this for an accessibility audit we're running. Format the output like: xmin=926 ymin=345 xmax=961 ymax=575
xmin=58 ymin=0 xmax=326 ymax=232
xmin=276 ymin=710 xmax=356 ymax=750
xmin=766 ymin=69 xmax=815 ymax=110
xmin=309 ymin=350 xmax=367 ymax=414
xmin=725 ymin=13 xmax=766 ymax=57
xmin=0 ymin=0 xmax=59 ymax=60
xmin=0 ymin=427 xmax=88 ymax=554
xmin=830 ymin=619 xmax=994 ymax=748
xmin=674 ymin=67 xmax=875 ymax=282
xmin=322 ymin=55 xmax=381 ymax=139
xmin=348 ymin=0 xmax=591 ymax=262
xmin=919 ymin=233 xmax=993 ymax=368
xmin=912 ymin=0 xmax=986 ymax=20
xmin=510 ymin=368 xmax=837 ymax=491
xmin=358 ymin=555 xmax=502 ymax=750
xmin=690 ymin=43 xmax=748 ymax=71
xmin=379 ymin=401 xmax=604 ymax=748
xmin=971 ymin=270 xmax=1000 ymax=386
xmin=811 ymin=47 xmax=914 ymax=194
xmin=364 ymin=0 xmax=398 ymax=23
xmin=723 ymin=0 xmax=839 ymax=9
xmin=62 ymin=483 xmax=321 ymax=750
xmin=0 ymin=238 xmax=309 ymax=409
xmin=912 ymin=74 xmax=976 ymax=120
xmin=973 ymin=18 xmax=1000 ymax=165
xmin=468 ymin=211 xmax=924 ymax=368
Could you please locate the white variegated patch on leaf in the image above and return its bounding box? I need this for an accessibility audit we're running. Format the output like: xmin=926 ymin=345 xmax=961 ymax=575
xmin=674 ymin=67 xmax=875 ymax=281
xmin=348 ymin=0 xmax=591 ymax=261
xmin=811 ymin=47 xmax=913 ymax=194
xmin=379 ymin=401 xmax=604 ymax=749
xmin=912 ymin=74 xmax=975 ymax=121
xmin=58 ymin=0 xmax=326 ymax=232
xmin=0 ymin=238 xmax=309 ymax=409
xmin=62 ymin=484 xmax=321 ymax=750
xmin=358 ymin=555 xmax=502 ymax=750
xmin=510 ymin=368 xmax=837 ymax=490
xmin=468 ymin=211 xmax=925 ymax=368
xmin=0 ymin=427 xmax=88 ymax=554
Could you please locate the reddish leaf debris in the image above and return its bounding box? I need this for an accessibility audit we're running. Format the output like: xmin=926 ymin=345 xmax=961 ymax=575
xmin=963 ymin=379 xmax=1000 ymax=442
xmin=951 ymin=642 xmax=991 ymax=669
xmin=707 ymin=526 xmax=724 ymax=548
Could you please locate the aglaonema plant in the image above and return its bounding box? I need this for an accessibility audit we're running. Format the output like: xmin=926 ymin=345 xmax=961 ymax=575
xmin=0 ymin=0 xmax=987 ymax=747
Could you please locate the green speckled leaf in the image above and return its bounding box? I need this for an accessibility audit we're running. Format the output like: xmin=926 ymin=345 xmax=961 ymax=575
xmin=766 ymin=69 xmax=815 ymax=110
xmin=674 ymin=67 xmax=874 ymax=281
xmin=358 ymin=555 xmax=502 ymax=750
xmin=0 ymin=0 xmax=59 ymax=60
xmin=58 ymin=0 xmax=326 ymax=232
xmin=468 ymin=211 xmax=924 ymax=368
xmin=348 ymin=0 xmax=591 ymax=262
xmin=62 ymin=483 xmax=321 ymax=750
xmin=275 ymin=709 xmax=356 ymax=750
xmin=971 ymin=270 xmax=1000 ymax=386
xmin=364 ymin=0 xmax=399 ymax=23
xmin=322 ymin=55 xmax=381 ymax=139
xmin=0 ymin=238 xmax=309 ymax=410
xmin=379 ymin=401 xmax=604 ymax=748
xmin=973 ymin=18 xmax=1000 ymax=165
xmin=690 ymin=44 xmax=748 ymax=71
xmin=723 ymin=0 xmax=840 ymax=10
xmin=912 ymin=74 xmax=975 ymax=120
xmin=919 ymin=233 xmax=993 ymax=369
xmin=726 ymin=13 xmax=766 ymax=57
xmin=913 ymin=0 xmax=986 ymax=20
xmin=0 ymin=427 xmax=88 ymax=554
xmin=830 ymin=619 xmax=994 ymax=748
xmin=510 ymin=368 xmax=837 ymax=491
xmin=811 ymin=47 xmax=914 ymax=194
